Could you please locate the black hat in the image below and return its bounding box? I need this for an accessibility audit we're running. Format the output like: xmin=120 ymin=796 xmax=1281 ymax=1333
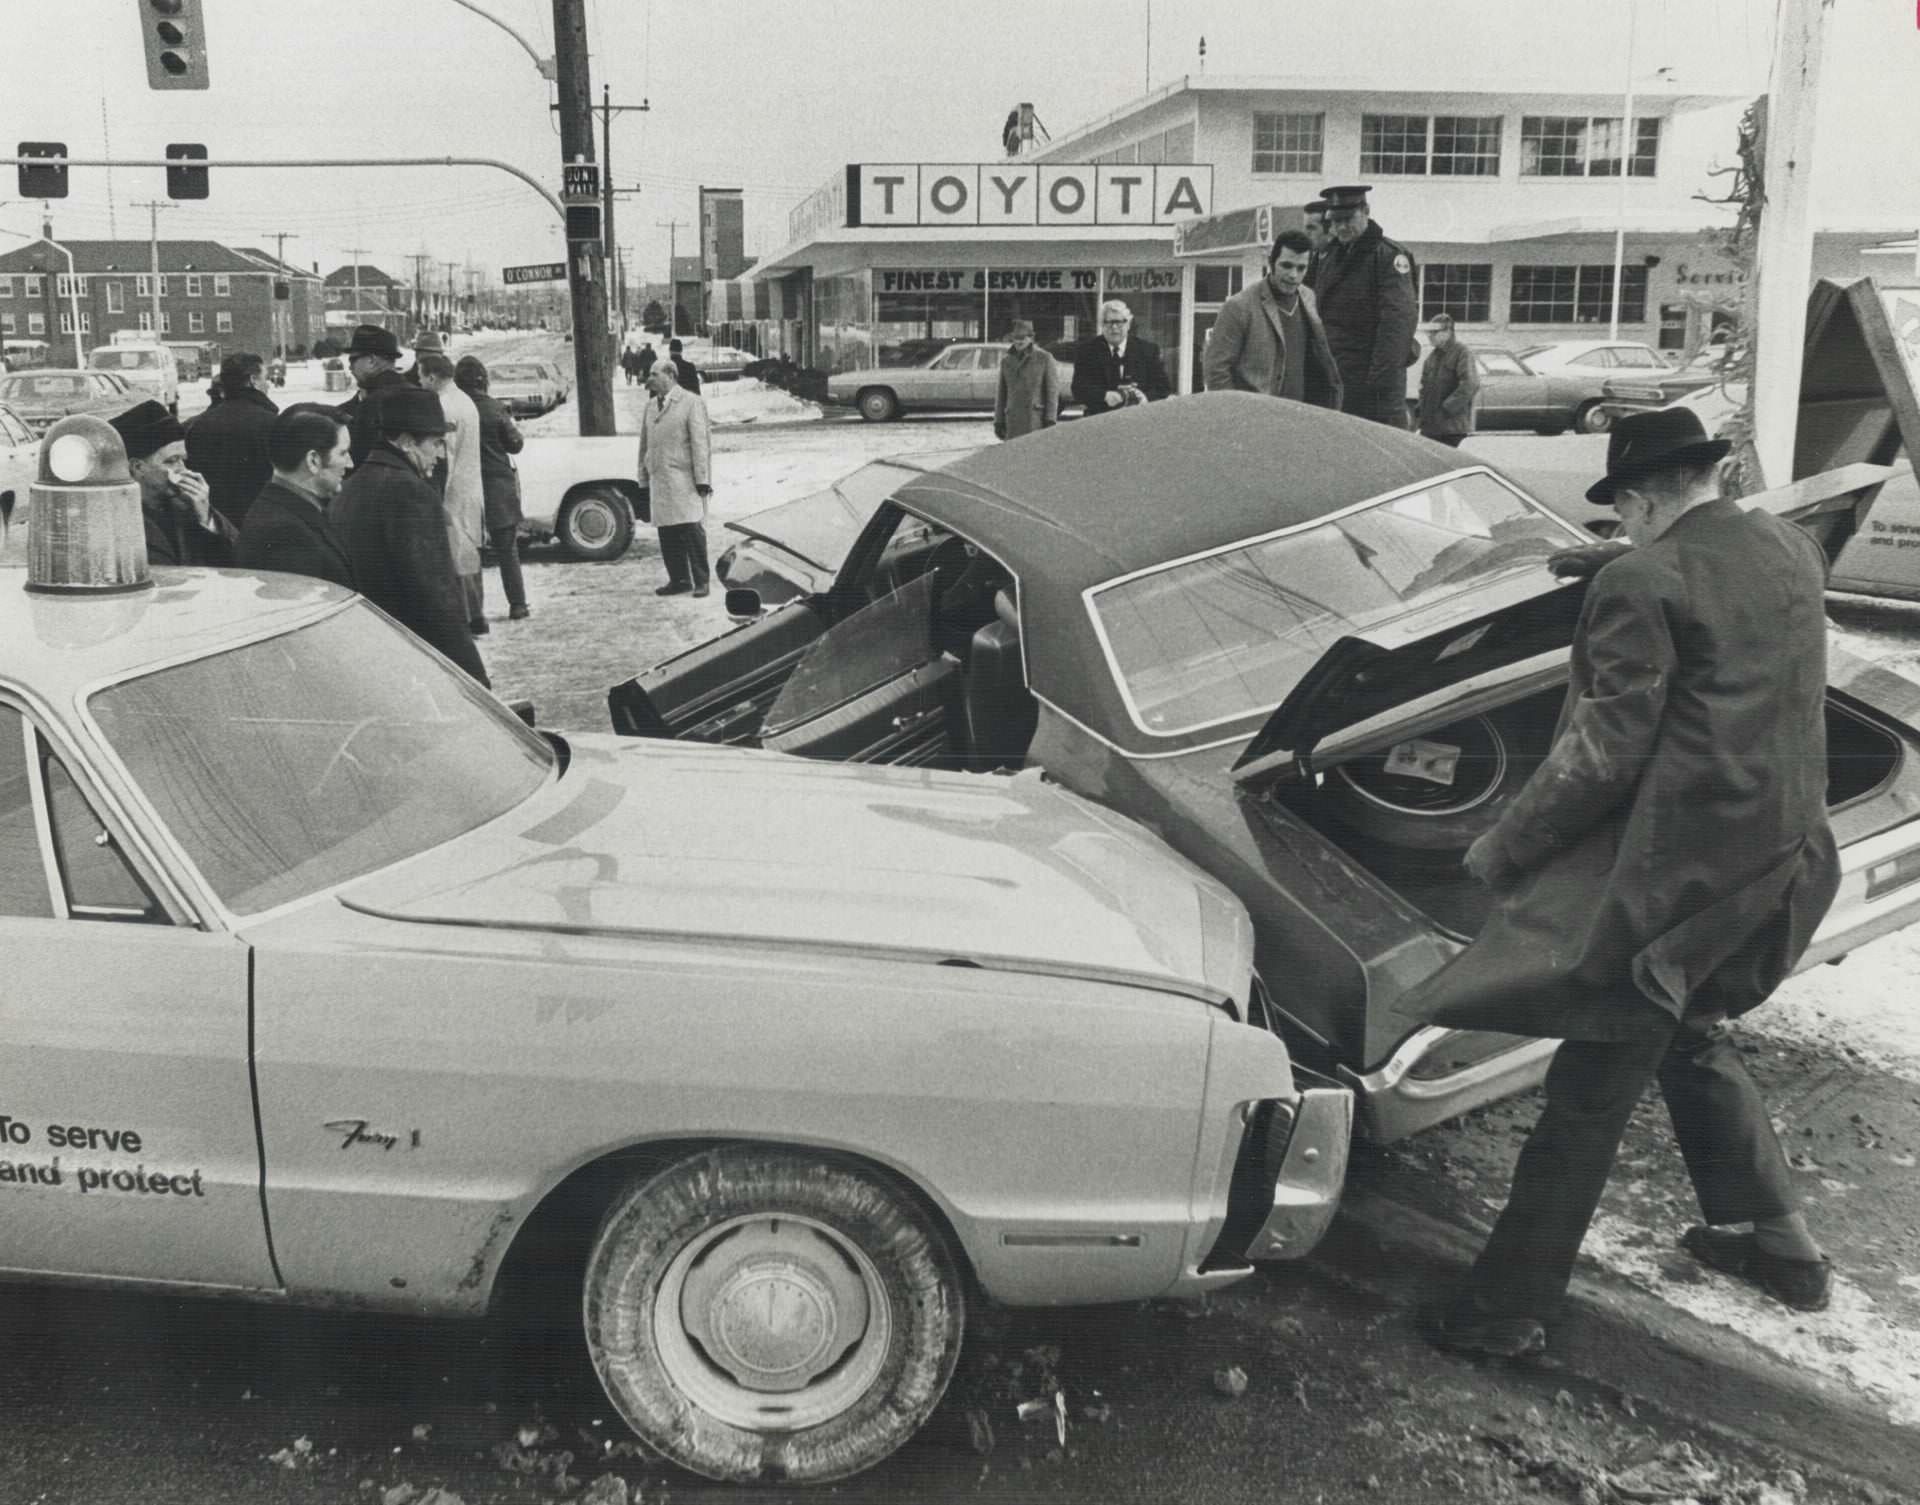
xmin=1585 ymin=407 xmax=1732 ymax=505
xmin=1320 ymin=184 xmax=1372 ymax=217
xmin=108 ymin=399 xmax=186 ymax=460
xmin=1304 ymin=198 xmax=1330 ymax=217
xmin=347 ymin=324 xmax=402 ymax=360
xmin=377 ymin=385 xmax=452 ymax=436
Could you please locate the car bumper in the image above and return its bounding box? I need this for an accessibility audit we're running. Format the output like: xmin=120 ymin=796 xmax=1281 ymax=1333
xmin=1209 ymin=1083 xmax=1353 ymax=1265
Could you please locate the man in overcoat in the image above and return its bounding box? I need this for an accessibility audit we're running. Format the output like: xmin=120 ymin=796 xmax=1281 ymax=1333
xmin=993 ymin=321 xmax=1060 ymax=440
xmin=185 ymin=352 xmax=279 ymax=528
xmin=330 ymin=386 xmax=489 ymax=686
xmin=1070 ymin=300 xmax=1171 ymax=417
xmin=110 ymin=399 xmax=237 ymax=567
xmin=418 ymin=353 xmax=488 ymax=632
xmin=1418 ymin=408 xmax=1840 ymax=1360
xmin=336 ymin=324 xmax=411 ymax=468
xmin=1312 ymin=185 xmax=1418 ymax=428
xmin=1202 ymin=229 xmax=1342 ymax=409
xmin=637 ymin=361 xmax=714 ymax=597
xmin=1415 ymin=313 xmax=1479 ymax=445
xmin=457 ymin=356 xmax=530 ymax=621
xmin=235 ymin=406 xmax=356 ymax=589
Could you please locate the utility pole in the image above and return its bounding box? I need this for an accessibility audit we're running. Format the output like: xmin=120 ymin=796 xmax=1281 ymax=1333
xmin=259 ymin=232 xmax=300 ymax=358
xmin=1750 ymin=0 xmax=1832 ymax=488
xmin=131 ymin=200 xmax=177 ymax=340
xmin=590 ymin=83 xmax=649 ymax=333
xmin=344 ymin=245 xmax=369 ymax=329
xmin=405 ymin=251 xmax=432 ymax=334
xmin=657 ymin=217 xmax=687 ymax=334
xmin=552 ymin=0 xmax=616 ymax=435
xmin=440 ymin=260 xmax=459 ymax=334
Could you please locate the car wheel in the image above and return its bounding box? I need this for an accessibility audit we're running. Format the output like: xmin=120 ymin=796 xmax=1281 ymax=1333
xmin=557 ymin=486 xmax=635 ymax=561
xmin=1576 ymin=402 xmax=1612 ymax=434
xmin=857 ymin=389 xmax=898 ymax=423
xmin=584 ymin=1147 xmax=964 ymax=1485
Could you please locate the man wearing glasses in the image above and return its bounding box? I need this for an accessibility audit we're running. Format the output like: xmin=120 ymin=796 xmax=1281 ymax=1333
xmin=1070 ymin=300 xmax=1170 ymax=418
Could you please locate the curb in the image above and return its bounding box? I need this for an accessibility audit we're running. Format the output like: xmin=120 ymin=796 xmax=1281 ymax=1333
xmin=1318 ymin=1187 xmax=1920 ymax=1497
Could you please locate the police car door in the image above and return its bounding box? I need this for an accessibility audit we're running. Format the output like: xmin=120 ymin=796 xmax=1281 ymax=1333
xmin=0 ymin=700 xmax=277 ymax=1291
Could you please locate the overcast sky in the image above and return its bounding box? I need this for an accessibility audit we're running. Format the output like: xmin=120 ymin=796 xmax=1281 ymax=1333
xmin=2 ymin=0 xmax=1915 ymax=292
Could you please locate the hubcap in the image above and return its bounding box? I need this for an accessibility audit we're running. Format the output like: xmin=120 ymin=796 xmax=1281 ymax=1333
xmin=655 ymin=1214 xmax=890 ymax=1430
xmin=571 ymin=497 xmax=616 ymax=546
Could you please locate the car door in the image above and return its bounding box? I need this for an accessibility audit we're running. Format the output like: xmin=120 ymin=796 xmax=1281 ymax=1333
xmin=0 ymin=700 xmax=276 ymax=1291
xmin=966 ymin=346 xmax=1002 ymax=408
xmin=917 ymin=346 xmax=974 ymax=409
xmin=1472 ymin=351 xmax=1548 ymax=429
xmin=0 ymin=406 xmax=35 ymax=522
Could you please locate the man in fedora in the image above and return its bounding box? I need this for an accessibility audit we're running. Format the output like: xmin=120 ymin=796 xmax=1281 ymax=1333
xmin=110 ymin=398 xmax=237 ymax=566
xmin=1418 ymin=407 xmax=1840 ymax=1359
xmin=336 ymin=323 xmax=410 ymax=468
xmin=330 ymin=384 xmax=489 ymax=685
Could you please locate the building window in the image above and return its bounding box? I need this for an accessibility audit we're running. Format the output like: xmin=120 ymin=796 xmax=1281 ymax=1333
xmin=24 ymin=274 xmax=43 ymax=297
xmin=138 ymin=311 xmax=154 ymax=332
xmin=1421 ymin=263 xmax=1493 ymax=323
xmin=161 ymin=311 xmax=173 ymax=334
xmin=188 ymin=310 xmax=205 ymax=333
xmin=0 ymin=276 xmax=11 ymax=298
xmin=158 ymin=276 xmax=170 ymax=297
xmin=1521 ymin=116 xmax=1660 ymax=177
xmin=58 ymin=310 xmax=92 ymax=334
xmin=1511 ymin=264 xmax=1648 ymax=324
xmin=1252 ymin=112 xmax=1323 ymax=174
xmin=1431 ymin=116 xmax=1503 ymax=176
xmin=185 ymin=274 xmax=202 ymax=296
xmin=1361 ymin=114 xmax=1431 ymax=175
xmin=28 ymin=312 xmax=46 ymax=334
xmin=105 ymin=281 xmax=124 ymax=313
xmin=0 ymin=313 xmax=13 ymax=334
xmin=55 ymin=274 xmax=86 ymax=297
xmin=135 ymin=275 xmax=150 ymax=298
xmin=214 ymin=274 xmax=231 ymax=296
xmin=216 ymin=311 xmax=232 ymax=333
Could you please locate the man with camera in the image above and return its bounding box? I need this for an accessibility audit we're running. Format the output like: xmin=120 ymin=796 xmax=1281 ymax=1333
xmin=1070 ymin=300 xmax=1170 ymax=418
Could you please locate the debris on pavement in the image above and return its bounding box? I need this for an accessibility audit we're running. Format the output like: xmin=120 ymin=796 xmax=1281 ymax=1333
xmin=1212 ymin=1364 xmax=1250 ymax=1399
xmin=579 ymin=1474 xmax=630 ymax=1505
xmin=265 ymin=1436 xmax=317 ymax=1470
xmin=1607 ymin=1439 xmax=1723 ymax=1500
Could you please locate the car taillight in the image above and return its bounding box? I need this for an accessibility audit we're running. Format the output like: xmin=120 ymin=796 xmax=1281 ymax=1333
xmin=1866 ymin=848 xmax=1920 ymax=903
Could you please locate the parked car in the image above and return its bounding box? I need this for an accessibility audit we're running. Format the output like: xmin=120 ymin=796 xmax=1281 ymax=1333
xmin=1406 ymin=347 xmax=1616 ymax=435
xmin=513 ymin=434 xmax=648 ymax=560
xmin=677 ymin=344 xmax=756 ymax=383
xmin=0 ymin=402 xmax=35 ymax=529
xmin=0 ymin=369 xmax=138 ymax=434
xmin=1 ymin=441 xmax=1348 ymax=1484
xmin=1515 ymin=338 xmax=1676 ymax=377
xmin=86 ymin=341 xmax=180 ymax=413
xmin=1595 ymin=353 xmax=1733 ymax=422
xmin=487 ymin=360 xmax=563 ymax=416
xmin=826 ymin=342 xmax=1078 ymax=422
xmin=541 ymin=358 xmax=572 ymax=402
xmin=612 ymin=393 xmax=1920 ymax=1151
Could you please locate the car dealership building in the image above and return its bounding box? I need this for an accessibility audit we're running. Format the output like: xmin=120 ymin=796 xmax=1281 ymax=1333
xmin=721 ymin=75 xmax=1908 ymax=393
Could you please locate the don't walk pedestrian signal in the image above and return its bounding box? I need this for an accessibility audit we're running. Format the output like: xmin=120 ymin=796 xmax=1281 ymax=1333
xmin=141 ymin=0 xmax=211 ymax=89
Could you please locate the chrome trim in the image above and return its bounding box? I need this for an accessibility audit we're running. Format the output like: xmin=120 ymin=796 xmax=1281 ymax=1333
xmin=22 ymin=713 xmax=67 ymax=919
xmin=1246 ymin=1085 xmax=1353 ymax=1260
xmin=1801 ymin=819 xmax=1920 ymax=968
xmin=1079 ymin=468 xmax=1588 ymax=742
xmin=1351 ymin=1028 xmax=1559 ymax=1144
xmin=1001 ymin=1233 xmax=1144 ymax=1248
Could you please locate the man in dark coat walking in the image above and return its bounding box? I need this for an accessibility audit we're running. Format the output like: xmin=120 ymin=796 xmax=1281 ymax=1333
xmin=668 ymin=339 xmax=702 ymax=394
xmin=1418 ymin=408 xmax=1840 ymax=1360
xmin=1415 ymin=313 xmax=1479 ymax=445
xmin=1202 ymin=229 xmax=1343 ymax=409
xmin=330 ymin=386 xmax=489 ymax=686
xmin=335 ymin=324 xmax=411 ymax=468
xmin=1070 ymin=300 xmax=1171 ymax=417
xmin=235 ymin=406 xmax=356 ymax=589
xmin=1312 ymin=185 xmax=1418 ymax=428
xmin=185 ymin=352 xmax=279 ymax=528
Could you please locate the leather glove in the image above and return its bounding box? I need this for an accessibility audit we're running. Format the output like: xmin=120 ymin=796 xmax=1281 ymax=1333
xmin=1547 ymin=539 xmax=1632 ymax=580
xmin=1463 ymin=832 xmax=1522 ymax=891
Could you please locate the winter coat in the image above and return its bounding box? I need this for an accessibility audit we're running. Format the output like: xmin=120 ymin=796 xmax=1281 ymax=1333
xmin=143 ymin=497 xmax=237 ymax=567
xmin=1202 ymin=278 xmax=1343 ymax=410
xmin=468 ymin=389 xmax=526 ymax=532
xmin=435 ymin=381 xmax=486 ymax=576
xmin=994 ymin=345 xmax=1060 ymax=439
xmin=1313 ymin=220 xmax=1419 ymax=421
xmin=671 ymin=355 xmax=702 ymax=394
xmin=184 ymin=384 xmax=279 ymax=528
xmin=636 ymin=347 xmax=657 ymax=377
xmin=1404 ymin=499 xmax=1840 ymax=1042
xmin=338 ymin=367 xmax=411 ymax=468
xmin=1417 ymin=338 xmax=1480 ymax=438
xmin=1069 ymin=335 xmax=1171 ymax=416
xmin=636 ymin=386 xmax=712 ymax=529
xmin=234 ymin=477 xmax=355 ymax=590
xmin=330 ymin=442 xmax=489 ymax=686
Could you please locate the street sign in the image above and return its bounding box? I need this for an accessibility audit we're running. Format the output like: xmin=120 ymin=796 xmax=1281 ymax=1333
xmin=503 ymin=262 xmax=568 ymax=285
xmin=562 ymin=161 xmax=600 ymax=200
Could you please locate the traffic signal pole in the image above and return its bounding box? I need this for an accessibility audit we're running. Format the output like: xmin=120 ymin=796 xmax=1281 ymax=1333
xmin=551 ymin=0 xmax=615 ymax=436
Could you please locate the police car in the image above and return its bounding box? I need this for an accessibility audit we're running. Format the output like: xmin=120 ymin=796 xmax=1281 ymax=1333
xmin=0 ymin=416 xmax=1349 ymax=1485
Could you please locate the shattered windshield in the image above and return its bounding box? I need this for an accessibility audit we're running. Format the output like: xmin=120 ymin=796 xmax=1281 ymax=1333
xmin=90 ymin=602 xmax=554 ymax=914
xmin=1088 ymin=472 xmax=1579 ymax=737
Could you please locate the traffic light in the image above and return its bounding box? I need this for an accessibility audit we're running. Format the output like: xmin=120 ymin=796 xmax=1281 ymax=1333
xmin=16 ymin=142 xmax=68 ymax=199
xmin=274 ymin=279 xmax=290 ymax=301
xmin=165 ymin=143 xmax=208 ymax=199
xmin=140 ymin=0 xmax=210 ymax=90
xmin=565 ymin=203 xmax=602 ymax=246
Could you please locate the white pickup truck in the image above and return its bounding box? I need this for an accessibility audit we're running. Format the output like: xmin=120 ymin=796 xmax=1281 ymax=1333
xmin=513 ymin=433 xmax=647 ymax=560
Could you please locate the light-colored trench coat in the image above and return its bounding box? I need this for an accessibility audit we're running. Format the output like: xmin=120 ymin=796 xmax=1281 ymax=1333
xmin=435 ymin=380 xmax=486 ymax=576
xmin=636 ymin=387 xmax=713 ymax=527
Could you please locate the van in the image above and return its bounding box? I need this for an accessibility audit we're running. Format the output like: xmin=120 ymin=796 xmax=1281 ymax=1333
xmin=87 ymin=342 xmax=180 ymax=413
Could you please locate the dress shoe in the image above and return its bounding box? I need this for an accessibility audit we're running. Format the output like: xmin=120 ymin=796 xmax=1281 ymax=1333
xmin=1423 ymin=1292 xmax=1547 ymax=1361
xmin=1681 ymin=1226 xmax=1832 ymax=1311
xmin=654 ymin=581 xmax=693 ymax=597
xmin=692 ymin=585 xmax=711 ymax=598
xmin=509 ymin=604 xmax=531 ymax=620
xmin=469 ymin=617 xmax=490 ymax=636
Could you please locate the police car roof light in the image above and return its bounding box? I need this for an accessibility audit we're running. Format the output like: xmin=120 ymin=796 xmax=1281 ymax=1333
xmin=25 ymin=414 xmax=152 ymax=595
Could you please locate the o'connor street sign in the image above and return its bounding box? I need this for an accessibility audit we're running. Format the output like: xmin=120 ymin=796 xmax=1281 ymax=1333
xmin=503 ymin=262 xmax=567 ymax=285
xmin=845 ymin=163 xmax=1213 ymax=228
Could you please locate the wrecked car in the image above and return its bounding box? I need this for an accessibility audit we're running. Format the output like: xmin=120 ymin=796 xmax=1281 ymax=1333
xmin=611 ymin=391 xmax=1920 ymax=1147
xmin=0 ymin=415 xmax=1349 ymax=1486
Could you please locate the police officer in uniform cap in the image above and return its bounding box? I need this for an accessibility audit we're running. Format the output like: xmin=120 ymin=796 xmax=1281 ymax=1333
xmin=1311 ymin=184 xmax=1418 ymax=429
